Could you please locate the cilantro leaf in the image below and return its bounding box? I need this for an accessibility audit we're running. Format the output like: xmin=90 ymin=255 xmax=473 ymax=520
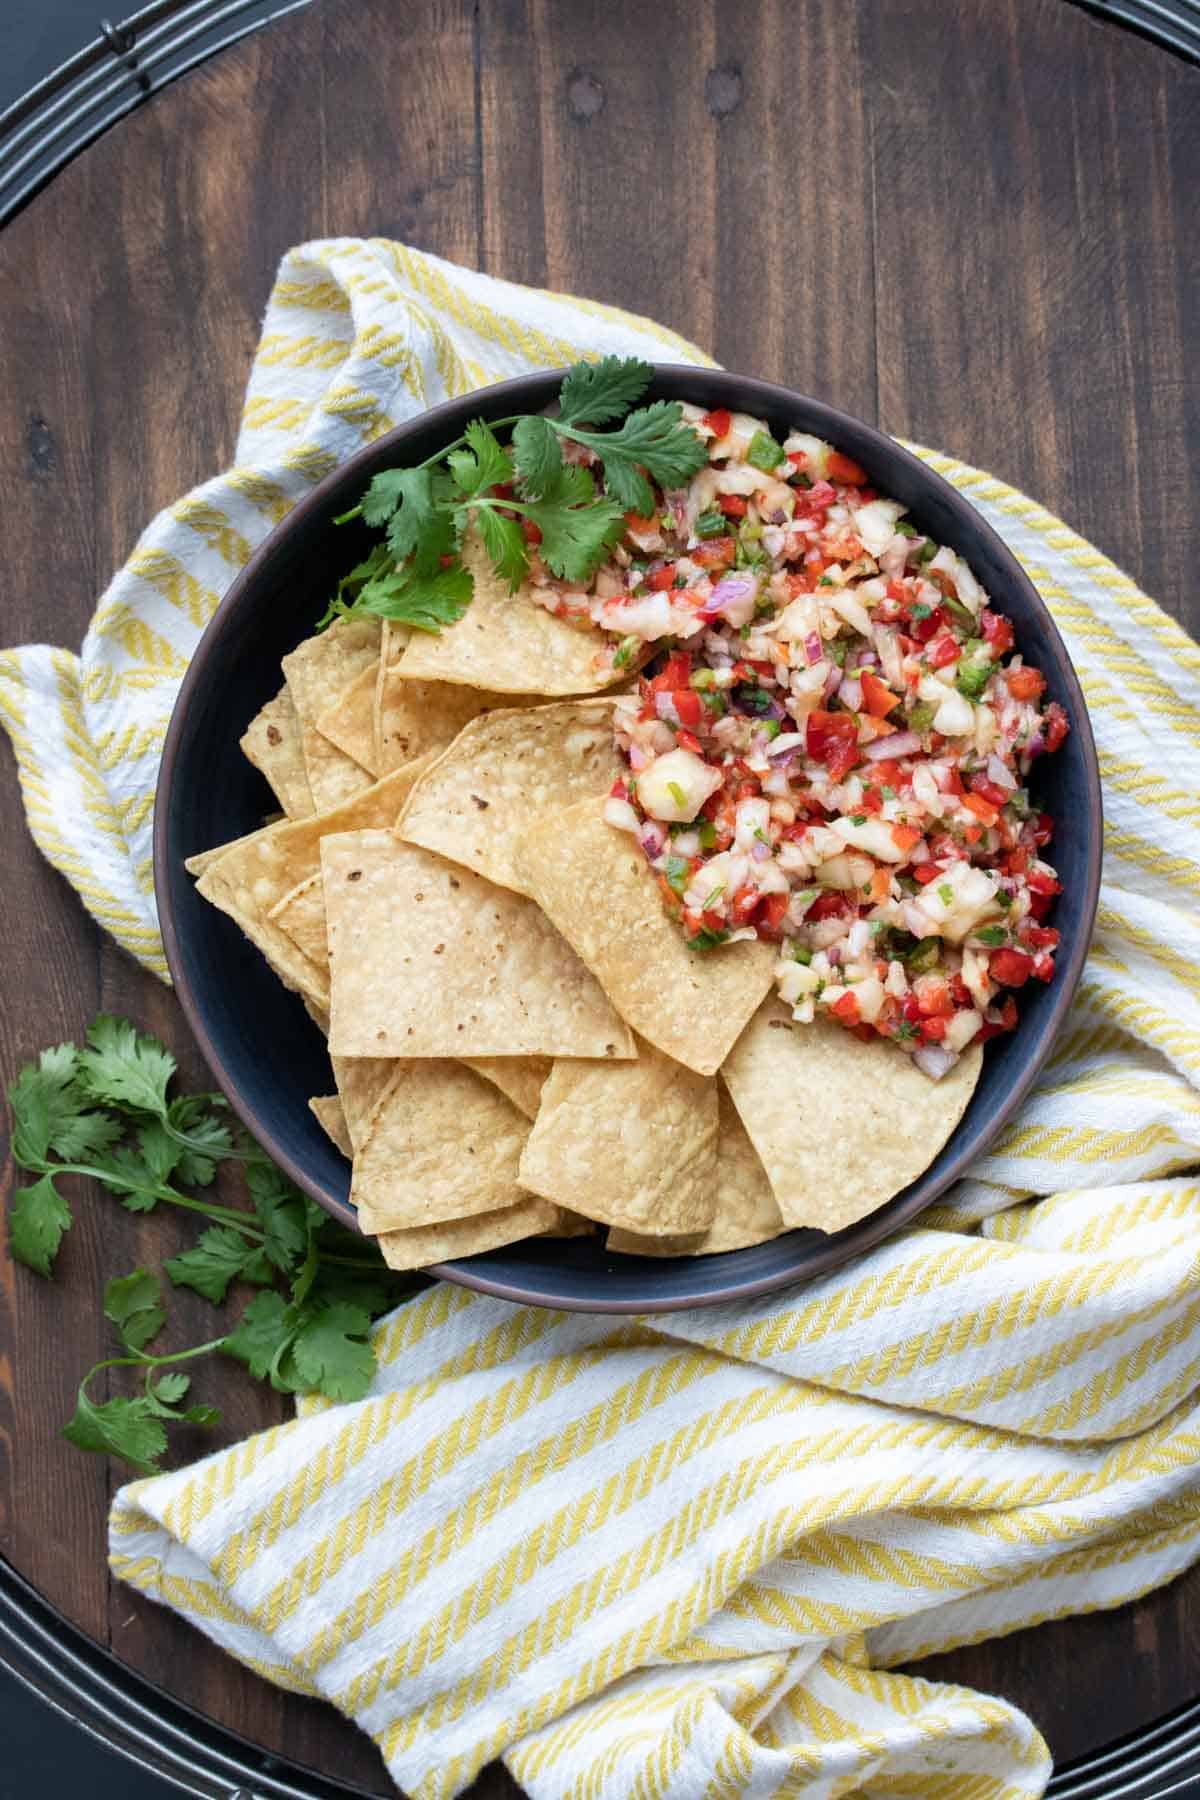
xmin=290 ymin=1303 xmax=376 ymax=1402
xmin=360 ymin=468 xmax=416 ymax=527
xmin=525 ymin=492 xmax=627 ymax=584
xmin=150 ymin=1372 xmax=191 ymax=1406
xmin=447 ymin=419 xmax=512 ymax=498
xmin=510 ymin=414 xmax=564 ymax=495
xmin=166 ymin=1097 xmax=232 ymax=1187
xmin=78 ymin=1016 xmax=175 ymax=1120
xmin=379 ymin=468 xmax=455 ymax=575
xmin=104 ymin=1268 xmax=166 ymax=1351
xmin=556 ymin=356 xmax=653 ymax=426
xmin=223 ymin=1291 xmax=294 ymax=1385
xmin=89 ymin=1142 xmax=166 ymax=1213
xmin=9 ymin=1175 xmax=72 ymax=1276
xmin=474 ymin=506 xmax=529 ymax=591
xmin=63 ymin=1390 xmax=167 ymax=1474
xmin=8 ymin=1043 xmax=87 ymax=1166
xmin=165 ymin=1226 xmax=272 ymax=1304
xmin=356 ymin=562 xmax=473 ymax=633
xmin=564 ymin=401 xmax=708 ymax=513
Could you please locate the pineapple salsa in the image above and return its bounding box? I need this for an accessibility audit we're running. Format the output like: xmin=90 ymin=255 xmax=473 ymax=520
xmin=527 ymin=406 xmax=1069 ymax=1078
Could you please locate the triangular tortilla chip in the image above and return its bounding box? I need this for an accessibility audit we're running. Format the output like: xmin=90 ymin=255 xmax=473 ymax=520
xmin=309 ymin=1095 xmax=353 ymax=1159
xmin=398 ymin=533 xmax=630 ymax=696
xmin=396 ymin=700 xmax=620 ymax=895
xmin=330 ymin=1054 xmax=395 ymax=1151
xmin=461 ymin=1057 xmax=552 ymax=1120
xmin=350 ymin=1059 xmax=531 ymax=1231
xmin=268 ymin=872 xmax=328 ymax=965
xmin=240 ymin=686 xmax=315 ymax=819
xmin=321 ymin=831 xmax=636 ymax=1061
xmin=315 ymin=661 xmax=379 ymax=774
xmin=607 ymin=1087 xmax=784 ymax=1255
xmin=189 ymin=759 xmax=435 ymax=1006
xmin=282 ymin=615 xmax=380 ymax=809
xmin=721 ymin=1001 xmax=983 ymax=1233
xmin=516 ymin=799 xmax=776 ymax=1076
xmin=518 ymin=1038 xmax=719 ymax=1235
xmin=375 ymin=1195 xmax=559 ymax=1270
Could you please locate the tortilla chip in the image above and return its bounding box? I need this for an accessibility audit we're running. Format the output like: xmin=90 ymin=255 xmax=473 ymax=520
xmin=375 ymin=671 xmax=515 ymax=778
xmin=516 ymin=799 xmax=776 ymax=1076
xmin=189 ymin=758 xmax=436 ymax=1002
xmin=330 ymin=1054 xmax=395 ymax=1151
xmin=195 ymin=858 xmax=329 ymax=1007
xmin=398 ymin=532 xmax=630 ymax=696
xmin=315 ymin=661 xmax=379 ymax=774
xmin=321 ymin=831 xmax=636 ymax=1061
xmin=309 ymin=1095 xmax=353 ymax=1159
xmin=518 ymin=1039 xmax=719 ymax=1235
xmin=240 ymin=686 xmax=315 ymax=819
xmin=461 ymin=1057 xmax=552 ymax=1120
xmin=607 ymin=1087 xmax=784 ymax=1255
xmin=283 ymin=615 xmax=380 ymax=810
xmin=375 ymin=1195 xmax=559 ymax=1270
xmin=268 ymin=872 xmax=328 ymax=965
xmin=722 ymin=1001 xmax=983 ymax=1234
xmin=544 ymin=1211 xmax=597 ymax=1239
xmin=351 ymin=1060 xmax=531 ymax=1231
xmin=396 ymin=701 xmax=621 ymax=895
xmin=185 ymin=821 xmax=274 ymax=878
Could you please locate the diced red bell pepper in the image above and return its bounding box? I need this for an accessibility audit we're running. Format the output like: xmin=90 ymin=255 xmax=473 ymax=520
xmin=1007 ymin=667 xmax=1046 ymax=701
xmin=917 ymin=982 xmax=954 ymax=1017
xmin=969 ymin=774 xmax=1010 ymax=809
xmin=830 ymin=991 xmax=862 ymax=1025
xmin=760 ymin=892 xmax=790 ymax=936
xmin=1043 ymin=701 xmax=1070 ymax=752
xmin=826 ymin=451 xmax=868 ymax=485
xmin=926 ymin=633 xmax=961 ymax=670
xmin=859 ymin=787 xmax=883 ymax=815
xmin=673 ymin=690 xmax=704 ymax=728
xmin=806 ymin=710 xmax=860 ymax=780
xmin=980 ymin=608 xmax=1014 ymax=655
xmin=950 ymin=974 xmax=973 ymax=1008
xmin=520 ymin=518 xmax=543 ymax=545
xmin=692 ymin=537 xmax=736 ymax=571
xmin=718 ymin=494 xmax=748 ymax=518
xmin=908 ymin=605 xmax=946 ymax=645
xmin=1031 ymin=952 xmax=1056 ymax=982
xmin=808 ymin=891 xmax=849 ymax=922
xmin=918 ymin=1016 xmax=947 ymax=1042
xmin=703 ymin=408 xmax=732 ymax=439
xmin=676 ymin=729 xmax=704 ymax=754
xmin=647 ymin=563 xmax=678 ymax=591
xmin=912 ymin=862 xmax=941 ymax=885
xmin=860 ymin=671 xmax=900 ymax=717
xmin=868 ymin=867 xmax=892 ymax=904
xmin=730 ymin=886 xmax=762 ymax=925
xmin=891 ymin=823 xmax=923 ymax=853
xmin=962 ymin=793 xmax=999 ymax=828
xmin=990 ymin=948 xmax=1034 ymax=987
xmin=1026 ymin=866 xmax=1061 ymax=896
xmin=1020 ymin=925 xmax=1060 ymax=949
xmin=648 ymin=651 xmax=693 ymax=694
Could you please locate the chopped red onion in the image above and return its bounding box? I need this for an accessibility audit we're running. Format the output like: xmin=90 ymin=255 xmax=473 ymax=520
xmin=702 ymin=572 xmax=760 ymax=620
xmin=986 ymin=753 xmax=1017 ymax=791
xmin=822 ymin=665 xmax=841 ymax=702
xmin=804 ymin=631 xmax=823 ymax=665
xmin=768 ymin=732 xmax=807 ymax=758
xmin=654 ymin=692 xmax=681 ymax=726
xmin=638 ymin=821 xmax=667 ymax=858
xmin=865 ymin=730 xmax=920 ymax=760
xmin=751 ymin=839 xmax=773 ymax=863
xmin=839 ymin=676 xmax=863 ymax=713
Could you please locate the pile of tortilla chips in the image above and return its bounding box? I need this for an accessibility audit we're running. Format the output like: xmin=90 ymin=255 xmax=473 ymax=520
xmin=190 ymin=556 xmax=982 ymax=1273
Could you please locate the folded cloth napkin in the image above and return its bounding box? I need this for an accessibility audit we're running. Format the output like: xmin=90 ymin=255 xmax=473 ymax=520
xmin=4 ymin=239 xmax=1200 ymax=1798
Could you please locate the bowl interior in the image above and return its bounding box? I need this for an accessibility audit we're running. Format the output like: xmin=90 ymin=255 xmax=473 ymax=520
xmin=157 ymin=368 xmax=1101 ymax=1312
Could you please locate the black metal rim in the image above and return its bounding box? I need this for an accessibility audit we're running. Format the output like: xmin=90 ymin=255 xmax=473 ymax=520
xmin=2 ymin=0 xmax=1199 ymax=1792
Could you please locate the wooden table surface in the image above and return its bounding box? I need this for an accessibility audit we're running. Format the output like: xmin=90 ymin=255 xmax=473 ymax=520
xmin=1 ymin=0 xmax=1197 ymax=1792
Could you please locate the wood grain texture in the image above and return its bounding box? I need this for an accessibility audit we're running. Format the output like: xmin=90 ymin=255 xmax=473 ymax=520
xmin=0 ymin=0 xmax=1196 ymax=1792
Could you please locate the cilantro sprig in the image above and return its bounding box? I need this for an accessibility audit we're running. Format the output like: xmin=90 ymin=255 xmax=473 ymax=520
xmin=324 ymin=357 xmax=707 ymax=630
xmin=5 ymin=1018 xmax=412 ymax=1472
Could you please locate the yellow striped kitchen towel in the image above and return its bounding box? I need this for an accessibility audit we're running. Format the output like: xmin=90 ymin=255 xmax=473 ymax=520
xmin=1 ymin=237 xmax=1199 ymax=1796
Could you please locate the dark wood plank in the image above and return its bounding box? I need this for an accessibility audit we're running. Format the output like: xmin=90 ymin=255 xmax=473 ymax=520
xmin=479 ymin=0 xmax=876 ymax=418
xmin=0 ymin=0 xmax=1197 ymax=1792
xmin=867 ymin=0 xmax=1200 ymax=632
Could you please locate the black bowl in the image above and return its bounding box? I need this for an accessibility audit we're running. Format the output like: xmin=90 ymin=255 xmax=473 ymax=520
xmin=155 ymin=367 xmax=1102 ymax=1313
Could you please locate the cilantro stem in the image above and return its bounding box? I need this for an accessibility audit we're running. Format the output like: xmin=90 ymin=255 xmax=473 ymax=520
xmin=92 ymin=1338 xmax=229 ymax=1377
xmin=27 ymin=1158 xmax=269 ymax=1236
xmin=336 ymin=414 xmax=526 ymax=522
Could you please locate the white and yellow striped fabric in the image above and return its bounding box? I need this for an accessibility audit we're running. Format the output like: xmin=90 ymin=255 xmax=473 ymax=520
xmin=4 ymin=237 xmax=1200 ymax=1796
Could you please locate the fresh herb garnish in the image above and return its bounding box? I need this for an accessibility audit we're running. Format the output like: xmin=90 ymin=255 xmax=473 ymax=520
xmin=325 ymin=359 xmax=706 ymax=632
xmin=687 ymin=928 xmax=730 ymax=951
xmin=975 ymin=925 xmax=1009 ymax=945
xmin=6 ymin=1018 xmax=410 ymax=1472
